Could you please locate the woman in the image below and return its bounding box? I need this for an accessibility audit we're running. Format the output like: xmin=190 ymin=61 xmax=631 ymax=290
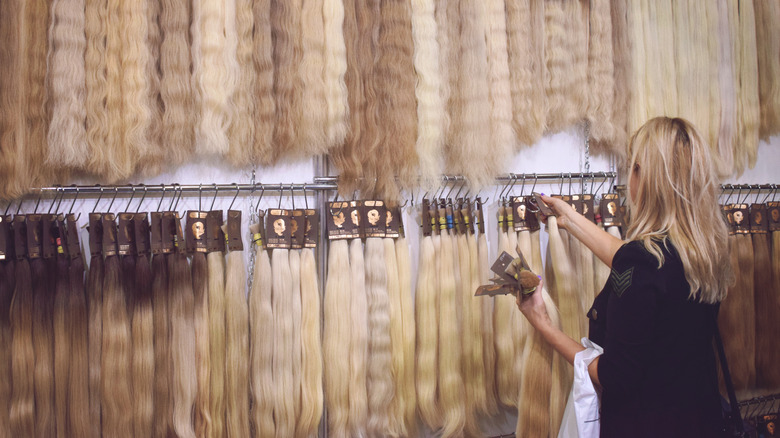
xmin=517 ymin=117 xmax=733 ymax=437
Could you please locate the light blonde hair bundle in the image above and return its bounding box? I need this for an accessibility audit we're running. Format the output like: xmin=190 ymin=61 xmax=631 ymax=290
xmin=271 ymin=0 xmax=305 ymax=159
xmin=323 ymin=0 xmax=349 ymax=147
xmin=169 ymin=250 xmax=197 ymax=438
xmin=323 ymin=239 xmax=352 ymax=438
xmin=493 ymin=209 xmax=517 ymax=407
xmin=252 ymin=0 xmax=276 ymax=165
xmin=586 ymin=0 xmax=616 ymax=147
xmin=736 ymin=0 xmax=760 ymax=172
xmin=395 ymin=234 xmax=418 ymax=435
xmin=298 ymin=0 xmax=329 ymax=156
xmin=753 ymin=0 xmax=780 ymax=140
xmin=384 ymin=236 xmax=407 ymax=436
xmin=206 ymin=249 xmax=226 ymax=438
xmin=485 ymin=0 xmax=518 ymax=165
xmin=298 ymin=247 xmax=324 ymax=437
xmin=191 ymin=250 xmax=211 ymax=436
xmin=83 ymin=0 xmax=110 ymax=180
xmin=271 ymin=248 xmax=295 ymax=438
xmin=544 ymin=0 xmax=578 ymax=133
xmin=224 ymin=243 xmax=250 ymax=438
xmin=465 ymin=224 xmax=488 ymax=418
xmin=456 ymin=228 xmax=480 ymax=431
xmin=248 ymin=223 xmax=274 ymax=438
xmin=415 ymin=228 xmax=441 ymax=430
xmin=348 ymin=237 xmax=369 ymax=436
xmin=477 ymin=225 xmax=499 ymax=415
xmin=289 ymin=249 xmax=303 ymax=427
xmin=227 ymin=0 xmax=257 ymax=166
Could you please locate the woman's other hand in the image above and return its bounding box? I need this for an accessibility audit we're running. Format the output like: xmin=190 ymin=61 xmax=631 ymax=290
xmin=515 ymin=278 xmax=551 ymax=328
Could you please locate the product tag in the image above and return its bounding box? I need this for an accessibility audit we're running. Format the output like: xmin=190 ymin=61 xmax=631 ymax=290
xmin=0 ymin=215 xmax=12 ymax=260
xmin=729 ymin=204 xmax=750 ymax=235
xmin=749 ymin=204 xmax=769 ymax=234
xmin=421 ymin=199 xmax=432 ymax=237
xmin=206 ymin=210 xmax=226 ymax=252
xmin=226 ymin=210 xmax=243 ymax=251
xmin=67 ymin=214 xmax=82 ymax=258
xmin=349 ymin=201 xmax=365 ymax=239
xmin=161 ymin=212 xmax=176 ymax=254
xmin=102 ymin=214 xmax=118 ymax=257
xmin=41 ymin=214 xmax=56 ymax=259
xmin=497 ymin=204 xmax=506 ymax=234
xmin=362 ymin=200 xmax=386 ymax=238
xmin=133 ymin=213 xmax=150 ymax=256
xmin=512 ymin=196 xmax=530 ymax=232
xmin=453 ymin=200 xmax=464 ymax=235
xmin=581 ymin=194 xmax=596 ymax=223
xmin=768 ymin=202 xmax=780 ymax=232
xmin=117 ymin=213 xmax=136 ymax=256
xmin=290 ymin=209 xmax=306 ymax=249
xmin=430 ymin=200 xmax=439 ymax=236
xmin=600 ymin=193 xmax=623 ymax=228
xmin=491 ymin=251 xmax=518 ymax=284
xmin=476 ymin=197 xmax=485 ymax=235
xmin=150 ymin=212 xmax=164 ymax=255
xmin=56 ymin=215 xmax=68 ymax=256
xmin=26 ymin=214 xmax=43 ymax=259
xmin=568 ymin=194 xmax=583 ymax=215
xmin=461 ymin=199 xmax=473 ymax=236
xmin=186 ymin=211 xmax=209 ymax=253
xmin=327 ymin=201 xmax=353 ymax=240
xmin=14 ymin=216 xmax=27 ymax=260
xmin=525 ymin=197 xmax=540 ymax=231
xmin=304 ymin=209 xmax=319 ymax=248
xmin=439 ymin=199 xmax=449 ymax=232
xmin=265 ymin=209 xmax=290 ymax=249
xmin=530 ymin=192 xmax=555 ymax=219
xmin=88 ymin=213 xmax=103 ymax=257
xmin=398 ymin=208 xmax=406 ymax=239
xmin=173 ymin=213 xmax=186 ymax=254
xmin=505 ymin=200 xmax=514 ymax=233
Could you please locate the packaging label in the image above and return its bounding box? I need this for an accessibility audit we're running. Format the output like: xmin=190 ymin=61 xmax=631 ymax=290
xmin=265 ymin=209 xmax=290 ymax=249
xmin=304 ymin=209 xmax=319 ymax=248
xmin=327 ymin=201 xmax=355 ymax=240
xmin=150 ymin=212 xmax=164 ymax=255
xmin=206 ymin=210 xmax=225 ymax=252
xmin=14 ymin=216 xmax=27 ymax=260
xmin=88 ymin=213 xmax=103 ymax=257
xmin=460 ymin=199 xmax=473 ymax=236
xmin=768 ymin=202 xmax=780 ymax=232
xmin=118 ymin=213 xmax=136 ymax=256
xmin=102 ymin=214 xmax=118 ymax=257
xmin=133 ymin=213 xmax=150 ymax=256
xmin=41 ymin=214 xmax=56 ymax=259
xmin=512 ymin=196 xmax=530 ymax=232
xmin=349 ymin=201 xmax=365 ymax=239
xmin=750 ymin=204 xmax=769 ymax=234
xmin=600 ymin=194 xmax=623 ymax=228
xmin=728 ymin=204 xmax=751 ymax=235
xmin=67 ymin=214 xmax=82 ymax=258
xmin=290 ymin=210 xmax=306 ymax=249
xmin=421 ymin=199 xmax=432 ymax=237
xmin=26 ymin=214 xmax=43 ymax=259
xmin=186 ymin=211 xmax=209 ymax=253
xmin=0 ymin=215 xmax=12 ymax=260
xmin=476 ymin=197 xmax=485 ymax=235
xmin=226 ymin=210 xmax=243 ymax=251
xmin=161 ymin=212 xmax=177 ymax=254
xmin=173 ymin=213 xmax=186 ymax=254
xmin=56 ymin=215 xmax=67 ymax=256
xmin=581 ymin=194 xmax=596 ymax=223
xmin=362 ymin=200 xmax=386 ymax=238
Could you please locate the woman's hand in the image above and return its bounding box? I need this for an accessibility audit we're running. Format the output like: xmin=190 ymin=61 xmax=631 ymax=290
xmin=540 ymin=194 xmax=576 ymax=230
xmin=515 ymin=278 xmax=552 ymax=329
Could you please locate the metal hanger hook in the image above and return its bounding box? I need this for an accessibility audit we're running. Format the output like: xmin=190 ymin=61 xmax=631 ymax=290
xmin=157 ymin=184 xmax=167 ymax=212
xmin=210 ymin=184 xmax=219 ymax=211
xmin=228 ymin=183 xmax=240 ymax=211
xmin=125 ymin=186 xmax=137 ymax=212
xmin=92 ymin=185 xmax=104 ymax=213
xmin=136 ymin=184 xmax=147 ymax=213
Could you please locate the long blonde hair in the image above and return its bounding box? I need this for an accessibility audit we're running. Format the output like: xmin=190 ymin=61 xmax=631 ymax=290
xmin=626 ymin=117 xmax=733 ymax=303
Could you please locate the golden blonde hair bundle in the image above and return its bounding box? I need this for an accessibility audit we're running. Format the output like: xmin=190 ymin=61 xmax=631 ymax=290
xmin=252 ymin=0 xmax=276 ymax=166
xmin=169 ymin=250 xmax=197 ymax=438
xmin=348 ymin=237 xmax=369 ymax=436
xmin=298 ymin=247 xmax=324 ymax=437
xmin=716 ymin=0 xmax=738 ymax=177
xmin=737 ymin=0 xmax=760 ymax=172
xmin=271 ymin=248 xmax=295 ymax=438
xmin=271 ymin=0 xmax=305 ymax=159
xmin=224 ymin=243 xmax=250 ymax=438
xmin=87 ymin=220 xmax=104 ymax=438
xmin=586 ymin=0 xmax=616 ymax=147
xmin=191 ymin=250 xmax=212 ymax=437
xmin=415 ymin=226 xmax=441 ymax=430
xmin=493 ymin=208 xmax=517 ymax=407
xmin=0 ymin=0 xmax=24 ymax=199
xmin=132 ymin=240 xmax=154 ymax=438
xmin=395 ymin=233 xmax=418 ymax=436
xmin=298 ymin=0 xmax=329 ymax=156
xmin=226 ymin=0 xmax=258 ymax=166
xmin=753 ymin=0 xmax=780 ymax=140
xmin=206 ymin=248 xmax=226 ymax=438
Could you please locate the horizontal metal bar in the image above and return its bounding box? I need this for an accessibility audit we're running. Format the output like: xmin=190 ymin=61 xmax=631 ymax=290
xmin=615 ymin=183 xmax=778 ymax=192
xmin=24 ymin=182 xmax=339 ymax=196
xmin=313 ymin=172 xmax=617 ymax=185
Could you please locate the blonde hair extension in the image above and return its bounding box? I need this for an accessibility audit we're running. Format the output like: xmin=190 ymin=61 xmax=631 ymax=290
xmin=364 ymin=237 xmax=394 ymax=435
xmin=395 ymin=234 xmax=418 ymax=435
xmin=46 ymin=0 xmax=88 ymax=169
xmin=323 ymin=239 xmax=352 ymax=438
xmin=10 ymin=240 xmax=35 ymax=437
xmin=227 ymin=0 xmax=257 ymax=166
xmin=31 ymin=255 xmax=55 ymax=438
xmin=568 ymin=0 xmax=589 ymax=121
xmin=626 ymin=0 xmax=648 ymax=137
xmin=604 ymin=0 xmax=630 ymax=158
xmin=764 ymin=228 xmax=780 ymax=389
xmin=67 ymin=254 xmax=90 ymax=438
xmin=224 ymin=0 xmax=241 ymax=159
xmin=206 ymin=249 xmax=226 ymax=438
xmin=715 ymin=0 xmax=738 ymax=177
xmin=22 ymin=0 xmax=51 ymax=192
xmin=298 ymin=0 xmax=329 ymax=156
xmin=410 ymin=0 xmax=444 ymax=190
xmin=169 ymin=250 xmax=197 ymax=438
xmin=289 ymin=250 xmax=303 ymax=426
xmin=160 ymin=0 xmax=195 ymax=166
xmin=753 ymin=229 xmax=776 ymax=390
xmin=224 ymin=246 xmax=250 ymax=438
xmin=248 ymin=224 xmax=274 ymax=438
xmin=642 ymin=0 xmax=675 ymax=121
xmin=705 ymin=3 xmax=722 ymax=167
xmin=737 ymin=0 xmax=760 ymax=171
xmin=355 ymin=0 xmax=383 ymax=197
xmin=252 ymin=0 xmax=276 ymax=165
xmin=753 ymin=0 xmax=780 ymax=139
xmin=456 ymin=229 xmax=479 ymax=431
xmin=84 ymin=0 xmax=110 ymax=180
xmin=133 ymin=250 xmax=155 ymax=438
xmin=384 ymin=237 xmax=407 ymax=437
xmin=271 ymin=0 xmax=305 ymax=158
xmin=437 ymin=229 xmax=466 ymax=438
xmin=494 ymin=210 xmax=517 ymax=407
xmin=143 ymin=0 xmax=163 ymax=175
xmin=586 ymin=0 xmax=615 ymax=147
xmin=323 ymin=0 xmax=349 ymax=147
xmin=270 ymin=248 xmax=295 ymax=438
xmin=54 ymin=253 xmax=72 ymax=438
xmin=547 ymin=216 xmax=583 ymax=340
xmin=191 ymin=251 xmax=212 ymax=436
xmin=530 ymin=228 xmax=544 ymax=275
xmin=348 ymin=237 xmax=369 ymax=436
xmin=593 ymin=218 xmax=612 ymax=292
xmin=87 ymin=231 xmax=104 ymax=438
xmin=152 ymin=253 xmax=172 ymax=438
xmin=572 ymin=232 xmax=595 ymax=330
xmin=415 ymin=232 xmax=442 ymax=430
xmin=477 ymin=229 xmax=499 ymax=415
xmin=434 ymin=0 xmax=452 ymax=141
xmin=297 ymin=248 xmax=324 ymax=437
xmin=0 ymin=1 xmax=23 ymax=198
xmin=544 ymin=0 xmax=578 ymax=133
xmin=103 ymin=0 xmax=131 ymax=181
xmin=465 ymin=229 xmax=488 ymax=417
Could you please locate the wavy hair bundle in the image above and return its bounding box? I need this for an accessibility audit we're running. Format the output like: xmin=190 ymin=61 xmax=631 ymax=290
xmin=251 ymin=0 xmax=276 ymax=165
xmin=323 ymin=0 xmax=349 ymax=147
xmin=271 ymin=0 xmax=305 ymax=160
xmin=348 ymin=236 xmax=369 ymax=436
xmin=298 ymin=247 xmax=324 ymax=437
xmin=753 ymin=0 xmax=780 ymax=140
xmin=226 ymin=0 xmax=258 ymax=166
xmin=298 ymin=0 xmax=329 ymax=156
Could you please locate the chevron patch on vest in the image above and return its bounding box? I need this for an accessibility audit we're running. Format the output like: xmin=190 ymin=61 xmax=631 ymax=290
xmin=609 ymin=267 xmax=634 ymax=297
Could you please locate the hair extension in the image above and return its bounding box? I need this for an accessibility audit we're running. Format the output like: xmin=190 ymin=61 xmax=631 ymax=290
xmin=715 ymin=0 xmax=737 ymax=177
xmin=568 ymin=0 xmax=589 ymax=121
xmin=544 ymin=0 xmax=577 ymax=133
xmin=323 ymin=0 xmax=349 ymax=147
xmin=625 ymin=0 xmax=647 ymax=137
xmin=477 ymin=228 xmax=499 ymax=416
xmin=31 ymin=246 xmax=55 ymax=438
xmin=448 ymin=0 xmax=496 ymax=190
xmin=68 ymin=251 xmax=90 ymax=437
xmin=132 ymin=248 xmax=155 ymax=438
xmin=101 ymin=239 xmax=133 ymax=438
xmin=546 ymin=216 xmax=582 ymax=340
xmin=395 ymin=235 xmax=418 ymax=436
xmin=143 ymin=0 xmax=163 ymax=175
xmin=415 ymin=232 xmax=441 ymax=430
xmin=224 ymin=246 xmax=250 ymax=438
xmin=705 ymin=3 xmax=722 ymax=167
xmin=252 ymin=0 xmax=276 ymax=165
xmin=323 ymin=239 xmax=352 ymax=437
xmin=753 ymin=229 xmax=775 ymax=390
xmin=348 ymin=237 xmax=369 ymax=435
xmin=753 ymin=0 xmax=780 ymax=140
xmin=409 ymin=0 xmax=443 ymax=190
xmin=737 ymin=0 xmax=760 ymax=171
xmin=169 ymin=250 xmax=197 ymax=438
xmin=289 ymin=250 xmax=303 ymax=425
xmin=586 ymin=0 xmax=615 ymax=147
xmin=10 ymin=224 xmax=35 ymax=437
xmin=226 ymin=0 xmax=257 ymax=166
xmin=0 ymin=255 xmax=15 ymax=438
xmin=297 ymin=247 xmax=323 ymax=437
xmin=456 ymin=228 xmax=478 ymax=432
xmin=86 ymin=225 xmax=104 ymax=438
xmin=224 ymin=0 xmax=241 ymax=159
xmin=375 ymin=0 xmax=418 ymax=197
xmin=364 ymin=237 xmax=394 ymax=435
xmin=84 ymin=0 xmax=110 ymax=179
xmin=530 ymin=228 xmax=544 ymax=275
xmin=54 ymin=247 xmax=72 ymax=438
xmin=271 ymin=0 xmax=305 ymax=158
xmin=764 ymin=228 xmax=780 ymax=389
xmin=465 ymin=229 xmax=488 ymax=418
xmin=384 ymin=236 xmax=406 ymax=437
xmin=298 ymin=0 xmax=329 ymax=156
xmin=190 ymin=250 xmax=211 ymax=436
xmin=437 ymin=228 xmax=466 ymax=438
xmin=593 ymin=218 xmax=612 ymax=292
xmin=152 ymin=253 xmax=171 ymax=438
xmin=434 ymin=0 xmax=452 ymax=141
xmin=355 ymin=0 xmax=383 ymax=197
xmin=271 ymin=248 xmax=295 ymax=438
xmin=206 ymin=249 xmax=225 ymax=438
xmin=493 ymin=210 xmax=517 ymax=407
xmin=103 ymin=0 xmax=132 ymax=181
xmin=718 ymin=233 xmax=755 ymax=392
xmin=642 ymin=0 xmax=673 ymax=121
xmin=46 ymin=0 xmax=88 ymax=169
xmin=0 ymin=0 xmax=24 ymax=198
xmin=248 ymin=226 xmax=274 ymax=438
xmin=605 ymin=0 xmax=630 ymax=158
xmin=506 ymin=0 xmax=546 ymax=147
xmin=573 ymin=231 xmax=595 ymax=329
xmin=485 ymin=0 xmax=518 ymax=166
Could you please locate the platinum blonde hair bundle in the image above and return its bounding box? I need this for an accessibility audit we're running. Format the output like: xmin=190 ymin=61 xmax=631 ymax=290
xmin=348 ymin=237 xmax=369 ymax=436
xmin=271 ymin=248 xmax=295 ymax=438
xmin=415 ymin=222 xmax=441 ymax=430
xmin=223 ymin=233 xmax=250 ymax=438
xmin=298 ymin=247 xmax=324 ymax=437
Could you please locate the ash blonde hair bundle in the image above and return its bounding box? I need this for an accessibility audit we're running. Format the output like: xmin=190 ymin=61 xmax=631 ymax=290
xmin=298 ymin=247 xmax=324 ymax=437
xmin=752 ymin=0 xmax=780 ymax=140
xmin=586 ymin=0 xmax=616 ymax=147
xmin=252 ymin=0 xmax=276 ymax=165
xmin=271 ymin=248 xmax=295 ymax=438
xmin=169 ymin=249 xmax=197 ymax=438
xmin=226 ymin=0 xmax=258 ymax=166
xmin=348 ymin=237 xmax=369 ymax=436
xmin=395 ymin=233 xmax=418 ymax=435
xmin=224 ymin=238 xmax=250 ymax=438
xmin=544 ymin=0 xmax=579 ymax=133
xmin=248 ymin=225 xmax=274 ymax=438
xmin=207 ymin=246 xmax=226 ymax=438
xmin=191 ymin=250 xmax=211 ymax=436
xmin=298 ymin=0 xmax=329 ymax=156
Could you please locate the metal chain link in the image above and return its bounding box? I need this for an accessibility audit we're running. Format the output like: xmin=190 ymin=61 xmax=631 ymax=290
xmin=584 ymin=121 xmax=592 ymax=193
xmin=247 ymin=169 xmax=257 ymax=293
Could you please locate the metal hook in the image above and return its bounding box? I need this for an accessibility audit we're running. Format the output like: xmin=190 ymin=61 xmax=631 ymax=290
xmin=173 ymin=184 xmax=184 ymax=212
xmin=136 ymin=184 xmax=147 ymax=213
xmin=329 ymin=190 xmax=345 ymax=216
xmin=168 ymin=184 xmax=178 ymax=211
xmin=772 ymin=184 xmax=778 ymax=203
xmin=228 ymin=183 xmax=240 ymax=211
xmin=125 ymin=186 xmax=137 ymax=212
xmin=157 ymin=184 xmax=167 ymax=212
xmin=3 ymin=199 xmax=13 ymax=216
xmin=33 ymin=188 xmax=44 ymax=214
xmin=210 ymin=184 xmax=219 ymax=211
xmin=594 ymin=172 xmax=607 ymax=198
xmin=518 ymin=174 xmax=526 ymax=197
xmin=15 ymin=198 xmax=25 ymax=215
xmin=303 ymin=183 xmax=309 ymax=210
xmin=278 ymin=183 xmax=284 ymax=209
xmin=106 ymin=187 xmax=119 ymax=213
xmin=199 ymin=183 xmax=203 ymax=212
xmin=568 ymin=173 xmax=573 ymax=197
xmin=48 ymin=186 xmax=62 ymax=214
xmin=67 ymin=186 xmax=81 ymax=221
xmin=760 ymin=187 xmax=773 ymax=204
xmin=290 ymin=184 xmax=296 ymax=210
xmin=54 ymin=186 xmax=66 ymax=213
xmin=531 ymin=173 xmax=538 ymax=195
xmin=92 ymin=185 xmax=104 ymax=213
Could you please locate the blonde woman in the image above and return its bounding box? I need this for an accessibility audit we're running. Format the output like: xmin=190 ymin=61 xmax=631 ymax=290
xmin=518 ymin=117 xmax=732 ymax=437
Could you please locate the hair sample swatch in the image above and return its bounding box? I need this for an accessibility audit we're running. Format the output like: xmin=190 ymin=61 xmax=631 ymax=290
xmin=348 ymin=237 xmax=369 ymax=436
xmin=206 ymin=249 xmax=226 ymax=438
xmin=224 ymin=247 xmax=250 ymax=438
xmin=298 ymin=248 xmax=324 ymax=437
xmin=271 ymin=248 xmax=295 ymax=438
xmin=395 ymin=235 xmax=418 ymax=436
xmin=323 ymin=239 xmax=351 ymax=438
xmin=152 ymin=253 xmax=172 ymax=438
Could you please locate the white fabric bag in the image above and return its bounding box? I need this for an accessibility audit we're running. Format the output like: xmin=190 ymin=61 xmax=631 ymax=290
xmin=558 ymin=338 xmax=604 ymax=438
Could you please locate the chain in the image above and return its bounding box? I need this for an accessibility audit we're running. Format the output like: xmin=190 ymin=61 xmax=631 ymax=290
xmin=583 ymin=121 xmax=592 ymax=193
xmin=247 ymin=169 xmax=257 ymax=293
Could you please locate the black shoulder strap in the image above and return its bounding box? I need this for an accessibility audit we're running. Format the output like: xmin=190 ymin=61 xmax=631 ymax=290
xmin=712 ymin=306 xmax=746 ymax=435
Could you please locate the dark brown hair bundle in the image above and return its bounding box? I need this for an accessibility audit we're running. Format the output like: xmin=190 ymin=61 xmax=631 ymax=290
xmin=768 ymin=219 xmax=780 ymax=389
xmin=10 ymin=216 xmax=35 ymax=437
xmin=752 ymin=205 xmax=778 ymax=390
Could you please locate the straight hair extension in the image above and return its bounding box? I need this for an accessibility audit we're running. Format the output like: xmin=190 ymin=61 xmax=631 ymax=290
xmin=298 ymin=0 xmax=329 ymax=156
xmin=752 ymin=230 xmax=776 ymax=389
xmin=224 ymin=244 xmax=250 ymax=438
xmin=84 ymin=0 xmax=110 ymax=179
xmin=10 ymin=220 xmax=35 ymax=437
xmin=514 ymin=227 xmax=535 ymax=391
xmin=348 ymin=237 xmax=369 ymax=436
xmin=415 ymin=232 xmax=441 ymax=430
xmin=764 ymin=228 xmax=780 ymax=389
xmin=206 ymin=248 xmax=226 ymax=438
xmin=547 ymin=216 xmax=582 ymax=340
xmin=364 ymin=237 xmax=394 ymax=435
xmin=485 ymin=0 xmax=517 ymax=166
xmin=644 ymin=0 xmax=675 ymax=121
xmin=736 ymin=0 xmax=760 ymax=171
xmin=586 ymin=0 xmax=615 ymax=147
xmin=464 ymin=229 xmax=488 ymax=418
xmin=46 ymin=0 xmax=88 ymax=169
xmin=169 ymin=250 xmax=197 ymax=438
xmin=289 ymin=250 xmax=303 ymax=425
xmin=323 ymin=239 xmax=352 ymax=438
xmin=384 ymin=236 xmax=406 ymax=437
xmin=494 ymin=209 xmax=517 ymax=407
xmin=574 ymin=232 xmax=596 ymax=327
xmin=191 ymin=250 xmax=211 ymax=436
xmin=151 ymin=252 xmax=171 ymax=438
xmin=395 ymin=234 xmax=418 ymax=436
xmin=248 ymin=225 xmax=274 ymax=438
xmin=410 ymin=0 xmax=444 ymax=190
xmin=297 ymin=247 xmax=323 ymax=437
xmin=271 ymin=248 xmax=295 ymax=438
xmin=271 ymin=0 xmax=305 ymax=158
xmin=31 ymin=239 xmax=55 ymax=438
xmin=0 ymin=251 xmax=15 ymax=438
xmin=67 ymin=250 xmax=90 ymax=438
xmin=477 ymin=228 xmax=499 ymax=416
xmin=160 ymin=0 xmax=195 ymax=166
xmin=54 ymin=244 xmax=72 ymax=438
xmin=86 ymin=219 xmax=104 ymax=438
xmin=715 ymin=0 xmax=737 ymax=176
xmin=323 ymin=0 xmax=349 ymax=147
xmin=456 ymin=229 xmax=477 ymax=428
xmin=593 ymin=219 xmax=612 ymax=292
xmin=226 ymin=0 xmax=257 ymax=166
xmin=753 ymin=0 xmax=780 ymax=139
xmin=132 ymin=244 xmax=155 ymax=438
xmin=252 ymin=0 xmax=276 ymax=165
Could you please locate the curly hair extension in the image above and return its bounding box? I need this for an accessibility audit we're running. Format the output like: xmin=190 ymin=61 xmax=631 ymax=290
xmin=604 ymin=0 xmax=630 ymax=158
xmin=191 ymin=251 xmax=211 ymax=437
xmin=227 ymin=0 xmax=257 ymax=166
xmin=252 ymin=0 xmax=277 ymax=165
xmin=298 ymin=0 xmax=329 ymax=156
xmin=297 ymin=248 xmax=323 ymax=438
xmin=46 ymin=0 xmax=88 ymax=170
xmin=0 ymin=256 xmax=15 ymax=438
xmin=102 ymin=0 xmax=132 ymax=182
xmin=484 ymin=0 xmax=517 ymax=178
xmin=169 ymin=251 xmax=197 ymax=438
xmin=375 ymin=0 xmax=418 ymax=198
xmin=68 ymin=253 xmax=90 ymax=438
xmin=32 ymin=253 xmax=55 ymax=438
xmin=248 ymin=227 xmax=274 ymax=438
xmin=206 ymin=249 xmax=226 ymax=438
xmin=0 ymin=0 xmax=23 ymax=198
xmin=586 ymin=0 xmax=615 ymax=148
xmin=289 ymin=250 xmax=303 ymax=425
xmin=271 ymin=248 xmax=295 ymax=438
xmin=152 ymin=253 xmax=172 ymax=438
xmin=160 ymin=0 xmax=195 ymax=166
xmin=434 ymin=0 xmax=452 ymax=141
xmin=22 ymin=0 xmax=51 ymax=193
xmin=753 ymin=230 xmax=777 ymax=390
xmin=271 ymin=0 xmax=305 ymax=159
xmin=544 ymin=0 xmax=577 ymax=134
xmin=394 ymin=235 xmax=418 ymax=436
xmin=625 ymin=0 xmax=647 ymax=138
xmin=384 ymin=236 xmax=407 ymax=437
xmin=84 ymin=0 xmax=110 ymax=180
xmin=737 ymin=0 xmax=760 ymax=171
xmin=54 ymin=251 xmax=72 ymax=438
xmin=323 ymin=239 xmax=352 ymax=438
xmin=224 ymin=247 xmax=250 ymax=438
xmin=86 ymin=232 xmax=104 ymax=438
xmin=753 ymin=0 xmax=780 ymax=140
xmin=348 ymin=237 xmax=369 ymax=436
xmin=355 ymin=0 xmax=383 ymax=197
xmin=323 ymin=0 xmax=349 ymax=147
xmin=10 ymin=234 xmax=35 ymax=437
xmin=567 ymin=0 xmax=589 ymax=122
xmin=415 ymin=232 xmax=441 ymax=430
xmin=477 ymin=229 xmax=499 ymax=416
xmin=133 ymin=250 xmax=155 ymax=438
xmin=409 ymin=0 xmax=444 ymax=190
xmin=143 ymin=0 xmax=163 ymax=175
